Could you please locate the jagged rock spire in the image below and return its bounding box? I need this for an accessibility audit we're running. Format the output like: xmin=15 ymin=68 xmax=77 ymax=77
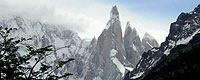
xmin=125 ymin=21 xmax=139 ymax=37
xmin=125 ymin=21 xmax=131 ymax=29
xmin=124 ymin=21 xmax=143 ymax=66
xmin=110 ymin=5 xmax=119 ymax=19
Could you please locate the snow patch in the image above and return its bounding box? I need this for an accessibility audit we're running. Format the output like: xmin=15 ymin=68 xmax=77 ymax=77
xmin=176 ymin=29 xmax=200 ymax=45
xmin=146 ymin=42 xmax=153 ymax=48
xmin=132 ymin=44 xmax=137 ymax=51
xmin=93 ymin=77 xmax=102 ymax=80
xmin=174 ymin=35 xmax=178 ymax=38
xmin=163 ymin=40 xmax=176 ymax=56
xmin=175 ymin=23 xmax=179 ymax=26
xmin=125 ymin=67 xmax=134 ymax=71
xmin=130 ymin=72 xmax=144 ymax=79
xmin=139 ymin=56 xmax=142 ymax=59
xmin=136 ymin=59 xmax=143 ymax=68
xmin=151 ymin=48 xmax=159 ymax=52
xmin=110 ymin=49 xmax=118 ymax=57
xmin=164 ymin=49 xmax=171 ymax=55
xmin=112 ymin=57 xmax=125 ymax=77
xmin=110 ymin=49 xmax=125 ymax=77
xmin=149 ymin=58 xmax=160 ymax=69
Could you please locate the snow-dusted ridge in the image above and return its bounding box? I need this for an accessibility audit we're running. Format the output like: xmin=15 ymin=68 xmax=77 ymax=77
xmin=124 ymin=4 xmax=200 ymax=80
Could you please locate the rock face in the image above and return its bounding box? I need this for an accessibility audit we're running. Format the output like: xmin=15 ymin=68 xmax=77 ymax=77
xmin=124 ymin=22 xmax=143 ymax=66
xmin=124 ymin=4 xmax=200 ymax=80
xmin=124 ymin=22 xmax=159 ymax=67
xmin=110 ymin=5 xmax=120 ymax=20
xmin=85 ymin=6 xmax=130 ymax=80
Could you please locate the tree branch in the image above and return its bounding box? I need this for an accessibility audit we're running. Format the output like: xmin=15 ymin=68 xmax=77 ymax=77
xmin=27 ymin=57 xmax=41 ymax=79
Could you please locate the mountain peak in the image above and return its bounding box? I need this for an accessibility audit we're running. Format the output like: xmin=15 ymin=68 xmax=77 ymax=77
xmin=110 ymin=5 xmax=119 ymax=19
xmin=132 ymin=27 xmax=137 ymax=32
xmin=91 ymin=37 xmax=96 ymax=42
xmin=143 ymin=32 xmax=154 ymax=40
xmin=90 ymin=37 xmax=97 ymax=46
xmin=142 ymin=32 xmax=159 ymax=50
xmin=125 ymin=22 xmax=139 ymax=37
xmin=125 ymin=21 xmax=131 ymax=29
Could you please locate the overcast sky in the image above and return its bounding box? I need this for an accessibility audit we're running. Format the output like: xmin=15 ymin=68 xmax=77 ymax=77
xmin=0 ymin=0 xmax=199 ymax=44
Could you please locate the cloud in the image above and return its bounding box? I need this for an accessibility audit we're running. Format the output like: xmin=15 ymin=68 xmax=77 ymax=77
xmin=0 ymin=0 xmax=112 ymax=39
xmin=0 ymin=0 xmax=173 ymax=43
